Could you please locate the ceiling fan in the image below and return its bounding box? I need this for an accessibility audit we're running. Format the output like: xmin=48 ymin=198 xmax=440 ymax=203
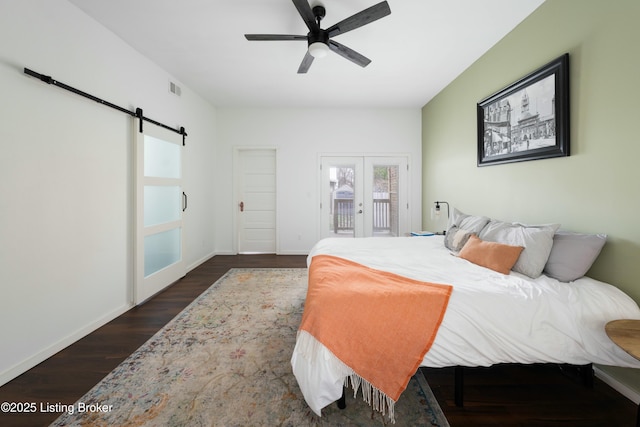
xmin=245 ymin=0 xmax=391 ymax=73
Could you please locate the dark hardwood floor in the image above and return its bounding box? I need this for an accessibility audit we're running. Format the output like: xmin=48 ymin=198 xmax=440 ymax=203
xmin=0 ymin=254 xmax=636 ymax=426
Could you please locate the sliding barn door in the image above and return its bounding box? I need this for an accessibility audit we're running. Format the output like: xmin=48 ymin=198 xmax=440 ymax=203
xmin=134 ymin=119 xmax=186 ymax=304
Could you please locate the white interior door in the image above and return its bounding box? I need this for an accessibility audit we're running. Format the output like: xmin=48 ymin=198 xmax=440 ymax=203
xmin=134 ymin=119 xmax=186 ymax=304
xmin=236 ymin=149 xmax=276 ymax=254
xmin=320 ymin=156 xmax=408 ymax=239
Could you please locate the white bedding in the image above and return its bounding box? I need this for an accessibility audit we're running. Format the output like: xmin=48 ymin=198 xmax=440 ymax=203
xmin=291 ymin=236 xmax=640 ymax=416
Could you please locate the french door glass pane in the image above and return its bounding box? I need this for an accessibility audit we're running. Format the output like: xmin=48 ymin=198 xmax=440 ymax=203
xmin=144 ymin=228 xmax=181 ymax=277
xmin=371 ymin=165 xmax=399 ymax=237
xmin=144 ymin=135 xmax=181 ymax=178
xmin=329 ymin=165 xmax=355 ymax=237
xmin=144 ymin=186 xmax=181 ymax=227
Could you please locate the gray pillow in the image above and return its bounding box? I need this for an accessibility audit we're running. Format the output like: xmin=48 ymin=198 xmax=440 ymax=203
xmin=444 ymin=226 xmax=475 ymax=252
xmin=479 ymin=220 xmax=560 ymax=278
xmin=444 ymin=208 xmax=490 ymax=252
xmin=447 ymin=208 xmax=490 ymax=235
xmin=543 ymin=231 xmax=607 ymax=282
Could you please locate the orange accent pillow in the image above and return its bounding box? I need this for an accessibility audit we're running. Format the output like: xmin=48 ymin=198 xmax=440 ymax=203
xmin=458 ymin=235 xmax=524 ymax=275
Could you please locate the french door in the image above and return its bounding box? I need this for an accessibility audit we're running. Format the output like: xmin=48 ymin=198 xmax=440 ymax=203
xmin=134 ymin=120 xmax=186 ymax=304
xmin=320 ymin=156 xmax=408 ymax=239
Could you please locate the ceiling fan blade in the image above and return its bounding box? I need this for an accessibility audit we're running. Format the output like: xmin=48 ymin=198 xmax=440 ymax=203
xmin=328 ymin=40 xmax=371 ymax=68
xmin=326 ymin=1 xmax=391 ymax=38
xmin=297 ymin=51 xmax=315 ymax=74
xmin=245 ymin=34 xmax=307 ymax=41
xmin=292 ymin=0 xmax=320 ymax=32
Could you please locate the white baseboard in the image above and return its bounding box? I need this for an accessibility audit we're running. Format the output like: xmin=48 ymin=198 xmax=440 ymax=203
xmin=594 ymin=366 xmax=640 ymax=405
xmin=0 ymin=303 xmax=132 ymax=387
xmin=2 ymin=251 xmax=305 ymax=387
xmin=277 ymin=250 xmax=310 ymax=256
xmin=186 ymin=251 xmax=216 ymax=272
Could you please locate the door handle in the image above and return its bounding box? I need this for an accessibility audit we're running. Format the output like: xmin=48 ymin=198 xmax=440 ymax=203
xmin=239 ymin=201 xmax=244 ymax=212
xmin=358 ymin=210 xmax=363 ymax=214
xmin=182 ymin=192 xmax=187 ymax=212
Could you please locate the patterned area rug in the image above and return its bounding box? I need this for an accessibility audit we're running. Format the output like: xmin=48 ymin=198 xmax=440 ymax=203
xmin=52 ymin=268 xmax=449 ymax=426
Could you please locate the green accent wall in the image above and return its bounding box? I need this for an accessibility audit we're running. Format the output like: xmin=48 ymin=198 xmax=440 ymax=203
xmin=422 ymin=0 xmax=640 ymax=395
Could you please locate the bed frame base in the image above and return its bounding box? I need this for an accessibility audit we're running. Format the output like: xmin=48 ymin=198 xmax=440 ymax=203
xmin=453 ymin=363 xmax=594 ymax=407
xmin=335 ymin=364 xmax=595 ymax=410
xmin=337 ymin=389 xmax=346 ymax=409
xmin=454 ymin=366 xmax=464 ymax=406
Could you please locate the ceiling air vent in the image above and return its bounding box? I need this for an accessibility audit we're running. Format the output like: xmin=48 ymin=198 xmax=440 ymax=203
xmin=169 ymin=81 xmax=182 ymax=97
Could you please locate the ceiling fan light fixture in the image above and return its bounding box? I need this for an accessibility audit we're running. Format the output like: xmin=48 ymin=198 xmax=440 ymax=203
xmin=245 ymin=1 xmax=391 ymax=72
xmin=308 ymin=41 xmax=329 ymax=58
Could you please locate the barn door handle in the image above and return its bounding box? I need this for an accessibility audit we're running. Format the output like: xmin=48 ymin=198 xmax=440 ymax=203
xmin=239 ymin=201 xmax=244 ymax=212
xmin=182 ymin=192 xmax=187 ymax=212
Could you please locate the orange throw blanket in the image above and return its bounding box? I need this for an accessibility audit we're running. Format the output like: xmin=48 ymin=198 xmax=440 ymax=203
xmin=299 ymin=255 xmax=452 ymax=418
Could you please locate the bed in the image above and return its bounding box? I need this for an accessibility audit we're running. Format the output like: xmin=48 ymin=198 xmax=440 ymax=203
xmin=291 ymin=210 xmax=640 ymax=422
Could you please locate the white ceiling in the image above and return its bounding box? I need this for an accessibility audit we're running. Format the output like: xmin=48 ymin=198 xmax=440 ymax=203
xmin=67 ymin=0 xmax=545 ymax=108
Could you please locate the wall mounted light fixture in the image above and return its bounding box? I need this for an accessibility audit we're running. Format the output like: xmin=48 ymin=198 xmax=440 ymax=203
xmin=434 ymin=201 xmax=450 ymax=219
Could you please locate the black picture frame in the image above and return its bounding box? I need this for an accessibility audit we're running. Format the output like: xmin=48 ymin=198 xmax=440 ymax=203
xmin=477 ymin=53 xmax=569 ymax=166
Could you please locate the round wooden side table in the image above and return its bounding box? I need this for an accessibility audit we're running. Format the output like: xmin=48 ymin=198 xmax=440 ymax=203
xmin=605 ymin=319 xmax=640 ymax=427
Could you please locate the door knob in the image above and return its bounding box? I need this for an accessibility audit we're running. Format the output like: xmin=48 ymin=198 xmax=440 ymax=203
xmin=239 ymin=201 xmax=244 ymax=212
xmin=358 ymin=209 xmax=363 ymax=214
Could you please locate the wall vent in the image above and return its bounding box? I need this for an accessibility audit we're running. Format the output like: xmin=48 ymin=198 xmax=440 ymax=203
xmin=169 ymin=81 xmax=182 ymax=97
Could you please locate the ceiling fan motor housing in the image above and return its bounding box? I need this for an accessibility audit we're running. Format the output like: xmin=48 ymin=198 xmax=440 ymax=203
xmin=307 ymin=29 xmax=329 ymax=47
xmin=309 ymin=4 xmax=328 ymax=47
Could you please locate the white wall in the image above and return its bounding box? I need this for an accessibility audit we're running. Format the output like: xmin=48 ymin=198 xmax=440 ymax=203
xmin=215 ymin=108 xmax=422 ymax=254
xmin=0 ymin=0 xmax=216 ymax=385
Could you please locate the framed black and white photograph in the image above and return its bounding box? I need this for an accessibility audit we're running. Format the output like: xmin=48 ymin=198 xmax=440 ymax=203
xmin=477 ymin=53 xmax=570 ymax=166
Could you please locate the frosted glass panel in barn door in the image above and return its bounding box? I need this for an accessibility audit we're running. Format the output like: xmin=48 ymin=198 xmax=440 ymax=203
xmin=135 ymin=119 xmax=186 ymax=305
xmin=236 ymin=149 xmax=276 ymax=254
xmin=320 ymin=156 xmax=407 ymax=239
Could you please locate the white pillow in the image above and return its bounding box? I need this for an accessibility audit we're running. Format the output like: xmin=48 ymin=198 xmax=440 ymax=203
xmin=479 ymin=220 xmax=560 ymax=278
